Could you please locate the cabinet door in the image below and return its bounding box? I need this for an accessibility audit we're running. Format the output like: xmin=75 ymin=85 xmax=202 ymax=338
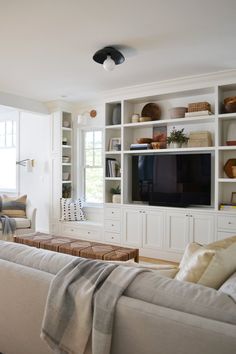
xmin=143 ymin=209 xmax=164 ymax=249
xmin=189 ymin=213 xmax=215 ymax=244
xmin=122 ymin=208 xmax=142 ymax=247
xmin=165 ymin=212 xmax=189 ymax=252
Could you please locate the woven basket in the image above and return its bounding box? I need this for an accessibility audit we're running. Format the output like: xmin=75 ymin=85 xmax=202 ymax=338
xmin=188 ymin=102 xmax=211 ymax=112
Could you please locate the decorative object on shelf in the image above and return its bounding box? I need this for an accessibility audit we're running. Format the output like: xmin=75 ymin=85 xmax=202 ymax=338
xmin=151 ymin=142 xmax=161 ymax=149
xmin=131 ymin=113 xmax=140 ymax=123
xmin=106 ymin=158 xmax=120 ymax=177
xmin=153 ymin=126 xmax=167 ymax=148
xmin=110 ymin=185 xmax=121 ymax=203
xmin=139 ymin=116 xmax=152 ymax=122
xmin=224 ymin=96 xmax=236 ymax=113
xmin=62 ymin=172 xmax=70 ymax=181
xmin=112 ymin=103 xmax=121 ymax=125
xmin=169 ymin=107 xmax=187 ymax=119
xmin=62 ymin=185 xmax=71 ymax=198
xmin=141 ymin=103 xmax=161 ymax=121
xmin=231 ymin=192 xmax=236 ymax=204
xmin=188 ymin=101 xmax=211 ymax=113
xmin=223 ymin=159 xmax=236 ymax=178
xmin=63 ymin=120 xmax=71 ymax=128
xmin=167 ymin=127 xmax=189 ymax=148
xmin=109 ymin=138 xmax=121 ymax=151
xmin=62 ymin=156 xmax=70 ymax=163
xmin=219 ymin=204 xmax=236 ymax=211
xmin=62 ymin=137 xmax=68 ymax=145
xmin=93 ymin=46 xmax=125 ymax=71
xmin=232 ymin=166 xmax=236 ymax=178
xmin=136 ymin=138 xmax=153 ymax=144
xmin=188 ymin=131 xmax=212 ymax=147
xmin=226 ymin=121 xmax=236 ymax=146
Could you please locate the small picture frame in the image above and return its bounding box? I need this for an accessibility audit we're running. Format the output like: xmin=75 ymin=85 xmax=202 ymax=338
xmin=109 ymin=138 xmax=121 ymax=151
xmin=231 ymin=192 xmax=236 ymax=205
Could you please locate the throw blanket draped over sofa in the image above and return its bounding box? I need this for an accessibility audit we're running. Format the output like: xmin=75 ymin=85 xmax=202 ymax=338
xmin=41 ymin=258 xmax=148 ymax=354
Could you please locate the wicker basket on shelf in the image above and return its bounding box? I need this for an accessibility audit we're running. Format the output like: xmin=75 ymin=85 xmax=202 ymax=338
xmin=188 ymin=102 xmax=211 ymax=112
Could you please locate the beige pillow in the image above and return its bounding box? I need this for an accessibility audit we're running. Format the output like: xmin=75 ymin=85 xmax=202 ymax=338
xmin=175 ymin=243 xmax=215 ymax=283
xmin=206 ymin=236 xmax=236 ymax=250
xmin=1 ymin=194 xmax=27 ymax=218
xmin=198 ymin=243 xmax=236 ymax=289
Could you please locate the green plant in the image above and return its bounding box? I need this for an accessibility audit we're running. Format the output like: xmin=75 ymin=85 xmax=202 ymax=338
xmin=167 ymin=127 xmax=189 ymax=144
xmin=110 ymin=185 xmax=121 ymax=194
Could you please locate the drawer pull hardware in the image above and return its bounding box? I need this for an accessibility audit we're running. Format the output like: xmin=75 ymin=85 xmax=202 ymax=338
xmin=228 ymin=222 xmax=232 ymax=224
xmin=111 ymin=212 xmax=114 ymax=214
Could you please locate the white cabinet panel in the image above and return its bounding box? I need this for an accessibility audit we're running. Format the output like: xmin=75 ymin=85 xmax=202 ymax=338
xmin=122 ymin=208 xmax=142 ymax=247
xmin=166 ymin=212 xmax=189 ymax=251
xmin=143 ymin=210 xmax=164 ymax=249
xmin=218 ymin=215 xmax=236 ymax=231
xmin=190 ymin=213 xmax=215 ymax=244
xmin=217 ymin=230 xmax=236 ymax=240
xmin=104 ymin=220 xmax=120 ymax=233
xmin=104 ymin=207 xmax=121 ymax=220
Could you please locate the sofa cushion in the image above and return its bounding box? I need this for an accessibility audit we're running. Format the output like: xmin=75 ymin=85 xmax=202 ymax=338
xmin=175 ymin=243 xmax=215 ymax=283
xmin=206 ymin=236 xmax=236 ymax=250
xmin=198 ymin=243 xmax=236 ymax=289
xmin=125 ymin=272 xmax=236 ymax=325
xmin=1 ymin=194 xmax=27 ymax=218
xmin=219 ymin=272 xmax=236 ymax=302
xmin=0 ymin=241 xmax=76 ymax=274
xmin=0 ymin=218 xmax=31 ymax=230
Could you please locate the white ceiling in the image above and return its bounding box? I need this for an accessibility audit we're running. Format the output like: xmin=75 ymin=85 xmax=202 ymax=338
xmin=0 ymin=0 xmax=236 ymax=103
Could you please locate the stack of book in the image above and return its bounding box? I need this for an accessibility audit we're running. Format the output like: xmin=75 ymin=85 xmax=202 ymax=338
xmin=130 ymin=143 xmax=152 ymax=150
xmin=106 ymin=158 xmax=120 ymax=177
xmin=220 ymin=204 xmax=236 ymax=212
xmin=188 ymin=131 xmax=212 ymax=147
xmin=185 ymin=110 xmax=212 ymax=117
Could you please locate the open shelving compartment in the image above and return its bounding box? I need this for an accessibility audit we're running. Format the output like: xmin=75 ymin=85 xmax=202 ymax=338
xmin=61 ymin=112 xmax=73 ymax=198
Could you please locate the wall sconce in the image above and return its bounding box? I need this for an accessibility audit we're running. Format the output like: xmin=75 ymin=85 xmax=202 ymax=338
xmin=16 ymin=159 xmax=35 ymax=172
xmin=77 ymin=110 xmax=97 ymax=125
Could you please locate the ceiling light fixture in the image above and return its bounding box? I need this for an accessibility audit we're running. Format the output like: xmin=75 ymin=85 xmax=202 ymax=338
xmin=93 ymin=46 xmax=125 ymax=71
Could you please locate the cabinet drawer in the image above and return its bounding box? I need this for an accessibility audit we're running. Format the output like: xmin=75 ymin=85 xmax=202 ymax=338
xmin=218 ymin=216 xmax=236 ymax=231
xmin=105 ymin=208 xmax=121 ymax=220
xmin=104 ymin=232 xmax=121 ymax=244
xmin=104 ymin=220 xmax=120 ymax=233
xmin=61 ymin=224 xmax=102 ymax=241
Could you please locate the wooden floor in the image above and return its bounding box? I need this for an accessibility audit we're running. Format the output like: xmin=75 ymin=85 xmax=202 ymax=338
xmin=139 ymin=256 xmax=179 ymax=266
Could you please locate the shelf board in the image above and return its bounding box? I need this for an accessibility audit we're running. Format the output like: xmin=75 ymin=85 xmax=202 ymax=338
xmin=62 ymin=127 xmax=72 ymax=131
xmin=105 ymin=151 xmax=121 ymax=155
xmin=218 ymin=146 xmax=236 ymax=150
xmin=105 ymin=124 xmax=121 ymax=129
xmin=105 ymin=177 xmax=121 ymax=180
xmin=62 ymin=180 xmax=72 ymax=184
xmin=62 ymin=163 xmax=72 ymax=166
xmin=123 ymin=115 xmax=215 ymax=128
xmin=218 ymin=178 xmax=236 ymax=183
xmin=124 ymin=147 xmax=215 ymax=154
xmin=62 ymin=145 xmax=72 ymax=148
xmin=218 ymin=113 xmax=236 ymax=120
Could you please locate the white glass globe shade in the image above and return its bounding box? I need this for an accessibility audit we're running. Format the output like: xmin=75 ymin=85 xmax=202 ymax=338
xmin=103 ymin=55 xmax=115 ymax=71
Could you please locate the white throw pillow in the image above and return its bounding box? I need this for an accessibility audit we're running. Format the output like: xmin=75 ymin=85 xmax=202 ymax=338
xmin=61 ymin=198 xmax=86 ymax=221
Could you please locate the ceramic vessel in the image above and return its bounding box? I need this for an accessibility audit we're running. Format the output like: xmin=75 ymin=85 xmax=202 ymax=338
xmin=112 ymin=104 xmax=121 ymax=125
xmin=112 ymin=194 xmax=121 ymax=203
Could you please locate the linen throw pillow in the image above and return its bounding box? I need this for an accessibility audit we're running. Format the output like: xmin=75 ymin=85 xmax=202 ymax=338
xmin=175 ymin=243 xmax=215 ymax=283
xmin=61 ymin=198 xmax=86 ymax=221
xmin=1 ymin=194 xmax=27 ymax=218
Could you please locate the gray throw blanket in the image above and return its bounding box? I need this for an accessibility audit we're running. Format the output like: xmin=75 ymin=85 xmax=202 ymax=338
xmin=0 ymin=215 xmax=16 ymax=239
xmin=41 ymin=258 xmax=148 ymax=354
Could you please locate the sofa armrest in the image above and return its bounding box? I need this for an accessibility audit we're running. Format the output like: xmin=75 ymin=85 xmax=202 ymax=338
xmin=26 ymin=205 xmax=37 ymax=231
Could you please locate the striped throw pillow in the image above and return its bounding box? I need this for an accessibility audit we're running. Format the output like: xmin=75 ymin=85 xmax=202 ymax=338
xmin=61 ymin=198 xmax=86 ymax=221
xmin=1 ymin=194 xmax=27 ymax=218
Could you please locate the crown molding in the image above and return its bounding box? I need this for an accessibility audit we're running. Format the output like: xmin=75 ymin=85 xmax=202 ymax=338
xmin=0 ymin=91 xmax=49 ymax=114
xmin=46 ymin=100 xmax=74 ymax=113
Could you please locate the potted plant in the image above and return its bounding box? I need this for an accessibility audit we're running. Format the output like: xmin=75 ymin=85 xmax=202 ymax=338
xmin=110 ymin=185 xmax=121 ymax=203
xmin=167 ymin=127 xmax=189 ymax=148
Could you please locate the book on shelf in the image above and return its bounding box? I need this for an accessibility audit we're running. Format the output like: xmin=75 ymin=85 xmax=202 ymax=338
xmin=220 ymin=204 xmax=236 ymax=211
xmin=130 ymin=143 xmax=152 ymax=150
xmin=106 ymin=158 xmax=120 ymax=177
xmin=185 ymin=110 xmax=212 ymax=117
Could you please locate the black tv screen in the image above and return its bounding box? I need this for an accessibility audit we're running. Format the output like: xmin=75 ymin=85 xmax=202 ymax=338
xmin=132 ymin=153 xmax=211 ymax=207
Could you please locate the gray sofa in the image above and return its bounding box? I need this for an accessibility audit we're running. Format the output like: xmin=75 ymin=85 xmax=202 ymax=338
xmin=0 ymin=241 xmax=236 ymax=354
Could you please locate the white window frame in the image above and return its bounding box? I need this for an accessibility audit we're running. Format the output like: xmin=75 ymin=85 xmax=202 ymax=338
xmin=0 ymin=112 xmax=19 ymax=194
xmin=78 ymin=127 xmax=104 ymax=206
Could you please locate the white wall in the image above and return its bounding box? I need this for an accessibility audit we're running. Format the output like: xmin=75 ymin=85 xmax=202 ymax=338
xmin=19 ymin=111 xmax=51 ymax=233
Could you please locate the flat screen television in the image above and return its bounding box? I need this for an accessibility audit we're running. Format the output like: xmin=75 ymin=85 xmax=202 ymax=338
xmin=132 ymin=153 xmax=211 ymax=207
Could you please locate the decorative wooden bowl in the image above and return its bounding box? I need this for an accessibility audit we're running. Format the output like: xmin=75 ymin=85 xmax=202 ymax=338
xmin=223 ymin=159 xmax=236 ymax=178
xmin=137 ymin=138 xmax=153 ymax=144
xmin=141 ymin=103 xmax=161 ymax=120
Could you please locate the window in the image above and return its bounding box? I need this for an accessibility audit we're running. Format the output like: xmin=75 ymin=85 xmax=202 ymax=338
xmin=83 ymin=130 xmax=103 ymax=203
xmin=0 ymin=115 xmax=18 ymax=192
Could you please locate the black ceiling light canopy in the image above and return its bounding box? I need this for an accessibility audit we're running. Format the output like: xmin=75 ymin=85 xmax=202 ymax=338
xmin=93 ymin=46 xmax=125 ymax=71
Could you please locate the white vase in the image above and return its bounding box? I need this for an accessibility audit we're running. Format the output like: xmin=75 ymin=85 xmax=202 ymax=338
xmin=170 ymin=142 xmax=182 ymax=148
xmin=112 ymin=194 xmax=121 ymax=203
